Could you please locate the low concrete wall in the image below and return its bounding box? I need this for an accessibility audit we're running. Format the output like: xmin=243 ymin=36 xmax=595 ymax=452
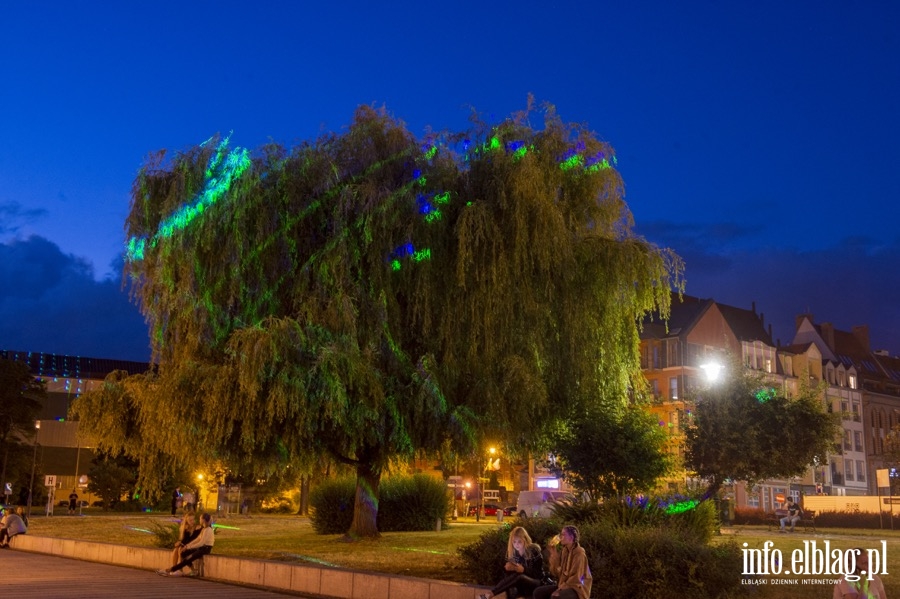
xmin=8 ymin=535 xmax=491 ymax=599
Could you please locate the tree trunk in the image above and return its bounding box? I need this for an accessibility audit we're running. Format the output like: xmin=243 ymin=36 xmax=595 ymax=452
xmin=346 ymin=460 xmax=382 ymax=539
xmin=298 ymin=475 xmax=310 ymax=516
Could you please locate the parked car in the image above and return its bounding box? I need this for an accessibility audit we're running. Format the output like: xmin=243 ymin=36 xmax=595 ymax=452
xmin=502 ymin=505 xmax=517 ymax=517
xmin=467 ymin=503 xmax=503 ymax=516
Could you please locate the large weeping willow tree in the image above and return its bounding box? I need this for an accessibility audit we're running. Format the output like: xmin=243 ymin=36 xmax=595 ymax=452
xmin=73 ymin=103 xmax=682 ymax=538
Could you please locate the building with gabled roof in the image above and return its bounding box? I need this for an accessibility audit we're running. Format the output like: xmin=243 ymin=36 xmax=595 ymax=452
xmin=791 ymin=317 xmax=900 ymax=494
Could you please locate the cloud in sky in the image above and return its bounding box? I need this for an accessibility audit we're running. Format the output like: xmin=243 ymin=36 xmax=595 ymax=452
xmin=639 ymin=221 xmax=900 ymax=354
xmin=0 ymin=236 xmax=149 ymax=362
xmin=0 ymin=201 xmax=48 ymax=235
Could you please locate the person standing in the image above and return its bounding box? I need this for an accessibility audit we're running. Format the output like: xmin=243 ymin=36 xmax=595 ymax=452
xmin=533 ymin=525 xmax=592 ymax=599
xmin=171 ymin=487 xmax=182 ymax=516
xmin=68 ymin=489 xmax=79 ymax=515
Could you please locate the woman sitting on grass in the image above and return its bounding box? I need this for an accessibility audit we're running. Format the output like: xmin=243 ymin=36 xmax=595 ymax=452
xmin=171 ymin=511 xmax=200 ymax=568
xmin=479 ymin=526 xmax=544 ymax=599
xmin=158 ymin=512 xmax=214 ymax=577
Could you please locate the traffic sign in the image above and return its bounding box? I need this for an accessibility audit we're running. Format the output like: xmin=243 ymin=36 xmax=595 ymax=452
xmin=775 ymin=492 xmax=785 ymax=503
xmin=45 ymin=475 xmax=57 ymax=487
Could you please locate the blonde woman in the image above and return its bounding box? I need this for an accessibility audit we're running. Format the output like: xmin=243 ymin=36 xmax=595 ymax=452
xmin=479 ymin=526 xmax=544 ymax=599
xmin=171 ymin=511 xmax=200 ymax=568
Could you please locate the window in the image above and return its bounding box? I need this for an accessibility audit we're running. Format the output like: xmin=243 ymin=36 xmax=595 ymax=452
xmin=845 ymin=460 xmax=854 ymax=481
xmin=843 ymin=430 xmax=852 ymax=451
xmin=849 ymin=374 xmax=857 ymax=389
xmin=765 ymin=358 xmax=772 ymax=373
xmin=652 ymin=346 xmax=660 ymax=369
xmin=854 ymin=431 xmax=863 ymax=452
xmin=856 ymin=461 xmax=866 ymax=482
xmin=650 ymin=379 xmax=659 ymax=398
xmin=669 ymin=377 xmax=678 ymax=400
xmin=837 ymin=371 xmax=846 ymax=387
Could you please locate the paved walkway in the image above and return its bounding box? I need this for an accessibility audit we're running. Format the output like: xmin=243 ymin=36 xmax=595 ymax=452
xmin=2 ymin=550 xmax=306 ymax=598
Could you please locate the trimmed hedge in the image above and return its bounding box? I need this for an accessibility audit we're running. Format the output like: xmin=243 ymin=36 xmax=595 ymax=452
xmin=310 ymin=474 xmax=451 ymax=534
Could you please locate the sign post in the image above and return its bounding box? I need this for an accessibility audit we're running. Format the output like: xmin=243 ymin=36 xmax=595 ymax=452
xmin=45 ymin=475 xmax=57 ymax=517
xmin=3 ymin=482 xmax=11 ymax=506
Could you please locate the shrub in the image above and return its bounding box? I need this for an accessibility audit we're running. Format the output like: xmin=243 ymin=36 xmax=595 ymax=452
xmin=309 ymin=474 xmax=452 ymax=534
xmin=458 ymin=518 xmax=742 ymax=599
xmin=733 ymin=506 xmax=768 ymax=525
xmin=309 ymin=478 xmax=356 ymax=534
xmin=551 ymin=495 xmax=717 ymax=543
xmin=813 ymin=510 xmax=900 ymax=529
xmin=377 ymin=474 xmax=452 ymax=532
xmin=260 ymin=497 xmax=295 ymax=514
xmin=148 ymin=520 xmax=179 ymax=548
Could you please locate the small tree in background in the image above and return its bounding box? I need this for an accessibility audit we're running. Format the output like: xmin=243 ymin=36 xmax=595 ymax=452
xmin=87 ymin=454 xmax=137 ymax=510
xmin=551 ymin=406 xmax=672 ymax=498
xmin=684 ymin=363 xmax=838 ymax=499
xmin=0 ymin=357 xmax=44 ymax=489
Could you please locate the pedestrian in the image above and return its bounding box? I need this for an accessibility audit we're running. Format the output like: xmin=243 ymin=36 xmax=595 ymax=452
xmin=158 ymin=512 xmax=214 ymax=577
xmin=171 ymin=487 xmax=182 ymax=516
xmin=479 ymin=526 xmax=543 ymax=599
xmin=68 ymin=489 xmax=79 ymax=515
xmin=533 ymin=525 xmax=592 ymax=599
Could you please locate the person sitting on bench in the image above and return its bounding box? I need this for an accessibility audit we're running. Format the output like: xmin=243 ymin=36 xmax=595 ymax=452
xmin=780 ymin=498 xmax=802 ymax=533
xmin=158 ymin=512 xmax=214 ymax=576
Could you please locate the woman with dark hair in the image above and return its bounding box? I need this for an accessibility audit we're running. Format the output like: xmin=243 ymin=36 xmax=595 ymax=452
xmin=479 ymin=526 xmax=544 ymax=599
xmin=533 ymin=525 xmax=592 ymax=599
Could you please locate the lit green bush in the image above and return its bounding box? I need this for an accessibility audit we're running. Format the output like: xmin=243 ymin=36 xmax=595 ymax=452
xmin=309 ymin=474 xmax=451 ymax=534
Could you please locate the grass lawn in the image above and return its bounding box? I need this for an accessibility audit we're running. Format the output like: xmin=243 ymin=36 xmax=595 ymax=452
xmin=23 ymin=511 xmax=900 ymax=597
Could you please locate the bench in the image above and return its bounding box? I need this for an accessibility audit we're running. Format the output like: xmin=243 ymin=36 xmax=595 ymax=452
xmin=767 ymin=509 xmax=816 ymax=533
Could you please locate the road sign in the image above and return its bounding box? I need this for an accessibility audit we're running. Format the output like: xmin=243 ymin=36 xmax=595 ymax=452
xmin=4 ymin=482 xmax=10 ymax=495
xmin=45 ymin=475 xmax=57 ymax=487
xmin=775 ymin=492 xmax=785 ymax=503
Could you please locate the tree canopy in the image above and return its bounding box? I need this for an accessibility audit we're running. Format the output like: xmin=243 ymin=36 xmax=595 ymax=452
xmin=73 ymin=103 xmax=683 ymax=537
xmin=0 ymin=357 xmax=44 ymax=486
xmin=684 ymin=362 xmax=838 ymax=497
xmin=551 ymin=406 xmax=672 ymax=498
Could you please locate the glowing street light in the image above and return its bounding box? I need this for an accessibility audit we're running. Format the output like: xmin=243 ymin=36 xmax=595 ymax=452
xmin=700 ymin=361 xmax=723 ymax=383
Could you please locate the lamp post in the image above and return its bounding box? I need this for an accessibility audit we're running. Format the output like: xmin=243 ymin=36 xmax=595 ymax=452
xmin=700 ymin=361 xmax=723 ymax=383
xmin=27 ymin=420 xmax=40 ymax=517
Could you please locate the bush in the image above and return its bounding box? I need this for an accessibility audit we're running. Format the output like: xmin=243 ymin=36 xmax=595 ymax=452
xmin=260 ymin=497 xmax=295 ymax=514
xmin=309 ymin=478 xmax=356 ymax=534
xmin=377 ymin=474 xmax=452 ymax=532
xmin=458 ymin=518 xmax=742 ymax=599
xmin=551 ymin=495 xmax=718 ymax=543
xmin=309 ymin=474 xmax=452 ymax=534
xmin=813 ymin=510 xmax=900 ymax=529
xmin=148 ymin=520 xmax=179 ymax=548
xmin=733 ymin=506 xmax=769 ymax=525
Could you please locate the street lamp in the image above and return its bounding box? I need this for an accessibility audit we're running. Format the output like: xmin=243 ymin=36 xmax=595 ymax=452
xmin=700 ymin=361 xmax=723 ymax=383
xmin=27 ymin=420 xmax=40 ymax=517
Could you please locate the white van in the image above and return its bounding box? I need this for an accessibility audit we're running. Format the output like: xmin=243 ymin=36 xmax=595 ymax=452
xmin=515 ymin=490 xmax=570 ymax=518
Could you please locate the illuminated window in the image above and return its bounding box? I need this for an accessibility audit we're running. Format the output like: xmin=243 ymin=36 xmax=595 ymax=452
xmin=535 ymin=479 xmax=559 ymax=489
